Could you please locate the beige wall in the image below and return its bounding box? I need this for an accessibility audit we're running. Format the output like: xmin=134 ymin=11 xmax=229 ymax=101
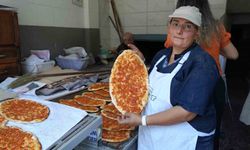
xmin=0 ymin=0 xmax=99 ymax=28
xmin=0 ymin=0 xmax=228 ymax=50
xmin=99 ymin=0 xmax=228 ymax=50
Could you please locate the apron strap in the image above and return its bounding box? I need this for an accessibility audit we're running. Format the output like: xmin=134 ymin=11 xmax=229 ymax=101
xmin=197 ymin=129 xmax=215 ymax=137
xmin=179 ymin=51 xmax=191 ymax=64
xmin=156 ymin=55 xmax=166 ymax=66
xmin=171 ymin=51 xmax=191 ymax=75
xmin=150 ymin=55 xmax=166 ymax=73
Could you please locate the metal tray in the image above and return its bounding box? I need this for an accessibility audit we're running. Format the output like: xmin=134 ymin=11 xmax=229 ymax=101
xmin=47 ymin=114 xmax=101 ymax=150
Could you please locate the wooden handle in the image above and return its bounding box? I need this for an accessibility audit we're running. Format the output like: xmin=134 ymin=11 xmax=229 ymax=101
xmin=36 ymin=69 xmax=111 ymax=78
xmin=0 ymin=70 xmax=8 ymax=74
xmin=0 ymin=54 xmax=7 ymax=59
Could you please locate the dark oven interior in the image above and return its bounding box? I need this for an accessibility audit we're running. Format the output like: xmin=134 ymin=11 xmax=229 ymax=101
xmin=225 ymin=0 xmax=250 ymax=86
xmin=134 ymin=34 xmax=166 ymax=65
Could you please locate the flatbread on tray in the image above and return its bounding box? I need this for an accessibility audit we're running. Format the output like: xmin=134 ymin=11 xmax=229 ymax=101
xmin=102 ymin=129 xmax=130 ymax=143
xmin=0 ymin=126 xmax=41 ymax=150
xmin=59 ymin=99 xmax=99 ymax=113
xmin=102 ymin=115 xmax=134 ymax=131
xmin=0 ymin=99 xmax=49 ymax=123
xmin=88 ymin=82 xmax=109 ymax=91
xmin=110 ymin=50 xmax=148 ymax=114
xmin=0 ymin=114 xmax=7 ymax=127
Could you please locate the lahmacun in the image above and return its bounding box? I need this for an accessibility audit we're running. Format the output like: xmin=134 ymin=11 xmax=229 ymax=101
xmin=0 ymin=126 xmax=41 ymax=150
xmin=0 ymin=99 xmax=49 ymax=123
xmin=110 ymin=50 xmax=148 ymax=114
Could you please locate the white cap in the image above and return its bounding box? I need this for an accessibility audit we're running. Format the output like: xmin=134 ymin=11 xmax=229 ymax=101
xmin=169 ymin=6 xmax=201 ymax=27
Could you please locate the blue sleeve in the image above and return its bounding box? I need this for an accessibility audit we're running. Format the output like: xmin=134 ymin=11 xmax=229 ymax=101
xmin=171 ymin=54 xmax=219 ymax=115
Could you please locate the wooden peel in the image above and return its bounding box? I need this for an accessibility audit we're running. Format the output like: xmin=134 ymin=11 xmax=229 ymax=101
xmin=110 ymin=0 xmax=124 ymax=43
xmin=8 ymin=69 xmax=111 ymax=89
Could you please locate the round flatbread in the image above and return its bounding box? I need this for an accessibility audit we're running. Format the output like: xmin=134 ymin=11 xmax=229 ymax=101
xmin=0 ymin=99 xmax=49 ymax=123
xmin=101 ymin=110 xmax=121 ymax=120
xmin=110 ymin=50 xmax=148 ymax=114
xmin=102 ymin=129 xmax=130 ymax=143
xmin=88 ymin=82 xmax=109 ymax=91
xmin=101 ymin=103 xmax=120 ymax=115
xmin=0 ymin=114 xmax=7 ymax=127
xmin=74 ymin=96 xmax=106 ymax=107
xmin=93 ymin=89 xmax=110 ymax=97
xmin=59 ymin=99 xmax=99 ymax=113
xmin=82 ymin=92 xmax=111 ymax=102
xmin=0 ymin=126 xmax=41 ymax=150
xmin=102 ymin=115 xmax=134 ymax=131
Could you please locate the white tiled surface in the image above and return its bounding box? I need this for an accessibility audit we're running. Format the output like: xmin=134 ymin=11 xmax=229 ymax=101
xmin=123 ymin=13 xmax=147 ymax=27
xmin=88 ymin=0 xmax=99 ymax=28
xmin=147 ymin=26 xmax=168 ymax=34
xmin=148 ymin=0 xmax=175 ymax=12
xmin=117 ymin=0 xmax=147 ymax=13
xmin=0 ymin=0 xmax=93 ymax=28
xmin=124 ymin=26 xmax=147 ymax=34
xmin=147 ymin=12 xmax=169 ymax=26
xmin=99 ymin=0 xmax=228 ymax=49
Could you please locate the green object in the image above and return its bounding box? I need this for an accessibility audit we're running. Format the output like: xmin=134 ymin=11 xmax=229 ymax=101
xmin=99 ymin=48 xmax=114 ymax=59
xmin=7 ymin=69 xmax=111 ymax=89
xmin=8 ymin=73 xmax=37 ymax=89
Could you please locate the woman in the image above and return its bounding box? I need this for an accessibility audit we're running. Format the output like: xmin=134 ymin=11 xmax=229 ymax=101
xmin=165 ymin=0 xmax=238 ymax=74
xmin=119 ymin=6 xmax=219 ymax=150
xmin=165 ymin=1 xmax=239 ymax=149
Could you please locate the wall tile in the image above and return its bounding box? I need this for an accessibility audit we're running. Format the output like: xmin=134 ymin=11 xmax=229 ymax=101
xmin=148 ymin=0 xmax=175 ymax=12
xmin=147 ymin=25 xmax=167 ymax=34
xmin=124 ymin=26 xmax=147 ymax=34
xmin=26 ymin=0 xmax=58 ymax=7
xmin=110 ymin=38 xmax=120 ymax=49
xmin=209 ymin=0 xmax=227 ymax=5
xmin=147 ymin=12 xmax=169 ymax=26
xmin=0 ymin=0 xmax=17 ymax=7
xmin=212 ymin=9 xmax=226 ymax=19
xmin=99 ymin=0 xmax=228 ymax=48
xmin=110 ymin=28 xmax=121 ymax=39
xmin=210 ymin=3 xmax=226 ymax=19
xmin=100 ymin=27 xmax=110 ymax=39
xmin=54 ymin=8 xmax=84 ymax=28
xmin=100 ymin=39 xmax=111 ymax=50
xmin=18 ymin=3 xmax=54 ymax=26
xmin=123 ymin=13 xmax=147 ymax=27
xmin=116 ymin=0 xmax=147 ymax=13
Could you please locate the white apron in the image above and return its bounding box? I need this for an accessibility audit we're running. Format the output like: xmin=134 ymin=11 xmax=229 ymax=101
xmin=138 ymin=51 xmax=214 ymax=150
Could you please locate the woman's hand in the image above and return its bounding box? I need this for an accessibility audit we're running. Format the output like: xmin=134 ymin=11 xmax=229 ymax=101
xmin=118 ymin=112 xmax=142 ymax=126
xmin=127 ymin=44 xmax=145 ymax=61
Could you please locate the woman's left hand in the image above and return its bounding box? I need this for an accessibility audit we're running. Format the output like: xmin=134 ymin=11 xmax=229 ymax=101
xmin=118 ymin=112 xmax=142 ymax=126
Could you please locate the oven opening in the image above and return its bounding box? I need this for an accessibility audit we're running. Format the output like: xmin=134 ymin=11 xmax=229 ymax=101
xmin=134 ymin=34 xmax=166 ymax=65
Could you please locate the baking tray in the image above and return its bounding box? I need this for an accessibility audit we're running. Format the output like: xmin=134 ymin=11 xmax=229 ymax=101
xmin=47 ymin=114 xmax=101 ymax=150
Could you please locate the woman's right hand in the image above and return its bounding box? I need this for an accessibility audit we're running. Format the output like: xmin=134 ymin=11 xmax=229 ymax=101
xmin=127 ymin=44 xmax=145 ymax=61
xmin=118 ymin=112 xmax=142 ymax=126
xmin=127 ymin=43 xmax=139 ymax=51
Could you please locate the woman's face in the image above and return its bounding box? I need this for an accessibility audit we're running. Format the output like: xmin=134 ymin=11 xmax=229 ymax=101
xmin=169 ymin=18 xmax=199 ymax=50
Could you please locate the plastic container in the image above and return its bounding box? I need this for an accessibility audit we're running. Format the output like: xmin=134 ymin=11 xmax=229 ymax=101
xmin=55 ymin=57 xmax=89 ymax=71
xmin=22 ymin=60 xmax=55 ymax=74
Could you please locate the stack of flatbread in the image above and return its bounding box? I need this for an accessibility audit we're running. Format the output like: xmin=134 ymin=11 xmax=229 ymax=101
xmin=59 ymin=82 xmax=110 ymax=113
xmin=59 ymin=82 xmax=132 ymax=143
xmin=101 ymin=103 xmax=133 ymax=143
xmin=60 ymin=50 xmax=148 ymax=143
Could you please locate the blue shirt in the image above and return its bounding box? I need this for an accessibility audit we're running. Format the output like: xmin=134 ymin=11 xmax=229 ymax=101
xmin=149 ymin=43 xmax=219 ymax=149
